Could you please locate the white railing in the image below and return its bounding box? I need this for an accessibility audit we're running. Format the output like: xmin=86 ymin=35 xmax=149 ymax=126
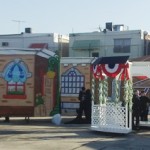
xmin=91 ymin=102 xmax=132 ymax=134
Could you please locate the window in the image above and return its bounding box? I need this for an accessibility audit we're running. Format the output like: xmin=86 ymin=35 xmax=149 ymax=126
xmin=7 ymin=81 xmax=25 ymax=95
xmin=0 ymin=59 xmax=32 ymax=99
xmin=92 ymin=52 xmax=99 ymax=57
xmin=3 ymin=80 xmax=26 ymax=99
xmin=72 ymin=40 xmax=100 ymax=50
xmin=2 ymin=42 xmax=9 ymax=47
xmin=114 ymin=38 xmax=131 ymax=53
xmin=61 ymin=68 xmax=84 ymax=94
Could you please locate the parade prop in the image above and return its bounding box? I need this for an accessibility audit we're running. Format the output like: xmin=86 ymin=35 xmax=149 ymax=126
xmin=0 ymin=48 xmax=60 ymax=119
xmin=91 ymin=56 xmax=133 ymax=133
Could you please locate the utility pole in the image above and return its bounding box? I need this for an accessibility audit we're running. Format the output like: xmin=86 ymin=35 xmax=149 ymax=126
xmin=12 ymin=20 xmax=26 ymax=33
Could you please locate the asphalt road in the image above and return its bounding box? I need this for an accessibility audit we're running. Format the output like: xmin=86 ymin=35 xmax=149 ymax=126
xmin=0 ymin=117 xmax=150 ymax=150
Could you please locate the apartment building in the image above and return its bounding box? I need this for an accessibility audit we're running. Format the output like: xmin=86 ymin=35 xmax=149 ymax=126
xmin=69 ymin=22 xmax=150 ymax=59
xmin=0 ymin=28 xmax=69 ymax=57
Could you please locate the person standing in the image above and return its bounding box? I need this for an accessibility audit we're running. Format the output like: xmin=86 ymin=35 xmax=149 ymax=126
xmin=132 ymin=90 xmax=140 ymax=130
xmin=140 ymin=91 xmax=150 ymax=121
xmin=84 ymin=89 xmax=92 ymax=123
xmin=76 ymin=87 xmax=86 ymax=120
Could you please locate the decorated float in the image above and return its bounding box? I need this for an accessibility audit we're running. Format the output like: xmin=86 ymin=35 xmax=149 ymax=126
xmin=60 ymin=57 xmax=92 ymax=115
xmin=91 ymin=56 xmax=133 ymax=133
xmin=0 ymin=48 xmax=60 ymax=119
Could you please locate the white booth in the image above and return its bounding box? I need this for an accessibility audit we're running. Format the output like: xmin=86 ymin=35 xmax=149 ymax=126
xmin=91 ymin=56 xmax=150 ymax=133
xmin=91 ymin=56 xmax=133 ymax=134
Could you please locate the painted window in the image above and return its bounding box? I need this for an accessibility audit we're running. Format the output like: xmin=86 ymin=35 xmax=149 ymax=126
xmin=114 ymin=38 xmax=131 ymax=53
xmin=61 ymin=68 xmax=84 ymax=94
xmin=7 ymin=81 xmax=25 ymax=95
xmin=0 ymin=59 xmax=32 ymax=99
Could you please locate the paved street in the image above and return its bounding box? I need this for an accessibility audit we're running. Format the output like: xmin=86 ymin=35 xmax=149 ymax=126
xmin=0 ymin=116 xmax=150 ymax=150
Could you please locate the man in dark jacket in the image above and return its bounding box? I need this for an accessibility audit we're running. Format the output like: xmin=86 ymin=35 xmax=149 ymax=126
xmin=84 ymin=89 xmax=92 ymax=123
xmin=77 ymin=87 xmax=86 ymax=120
xmin=140 ymin=91 xmax=150 ymax=121
xmin=132 ymin=90 xmax=140 ymax=129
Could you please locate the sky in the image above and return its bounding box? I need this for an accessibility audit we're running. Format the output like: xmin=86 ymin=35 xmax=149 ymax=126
xmin=0 ymin=0 xmax=150 ymax=35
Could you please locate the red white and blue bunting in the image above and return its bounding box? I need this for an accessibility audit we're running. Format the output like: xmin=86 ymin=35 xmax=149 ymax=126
xmin=92 ymin=63 xmax=129 ymax=80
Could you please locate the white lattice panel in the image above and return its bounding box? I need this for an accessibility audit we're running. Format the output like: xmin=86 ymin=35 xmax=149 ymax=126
xmin=91 ymin=103 xmax=132 ymax=133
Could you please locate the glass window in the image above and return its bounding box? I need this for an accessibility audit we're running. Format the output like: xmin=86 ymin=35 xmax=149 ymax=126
xmin=92 ymin=52 xmax=99 ymax=57
xmin=114 ymin=38 xmax=131 ymax=53
xmin=2 ymin=42 xmax=9 ymax=47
